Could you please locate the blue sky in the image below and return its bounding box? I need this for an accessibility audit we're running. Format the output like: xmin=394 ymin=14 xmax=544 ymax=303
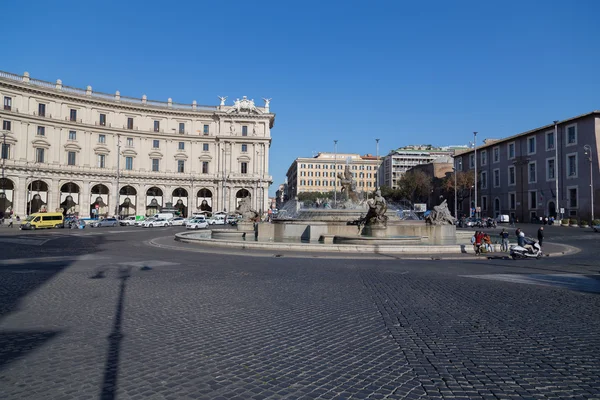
xmin=2 ymin=0 xmax=599 ymax=195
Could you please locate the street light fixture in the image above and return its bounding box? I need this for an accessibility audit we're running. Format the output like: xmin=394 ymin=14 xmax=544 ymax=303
xmin=584 ymin=144 xmax=594 ymax=221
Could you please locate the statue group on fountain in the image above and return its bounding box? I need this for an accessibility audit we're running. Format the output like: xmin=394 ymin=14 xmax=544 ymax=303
xmin=425 ymin=199 xmax=455 ymax=225
xmin=337 ymin=165 xmax=360 ymax=204
xmin=357 ymin=189 xmax=389 ymax=231
xmin=236 ymin=197 xmax=259 ymax=222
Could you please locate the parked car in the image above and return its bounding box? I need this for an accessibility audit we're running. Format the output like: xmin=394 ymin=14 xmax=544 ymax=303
xmin=186 ymin=217 xmax=209 ymax=230
xmin=120 ymin=216 xmax=137 ymax=226
xmin=141 ymin=218 xmax=169 ymax=228
xmin=92 ymin=218 xmax=118 ymax=227
xmin=133 ymin=218 xmax=146 ymax=226
xmin=168 ymin=217 xmax=187 ymax=226
xmin=208 ymin=215 xmax=226 ymax=225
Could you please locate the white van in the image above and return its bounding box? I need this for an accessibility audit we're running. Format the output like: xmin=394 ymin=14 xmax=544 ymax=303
xmin=153 ymin=212 xmax=175 ymax=220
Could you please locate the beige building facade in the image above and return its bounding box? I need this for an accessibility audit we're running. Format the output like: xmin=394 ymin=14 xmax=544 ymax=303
xmin=0 ymin=70 xmax=274 ymax=218
xmin=286 ymin=152 xmax=381 ymax=197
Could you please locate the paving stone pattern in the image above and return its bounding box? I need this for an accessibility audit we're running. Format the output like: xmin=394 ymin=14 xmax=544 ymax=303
xmin=0 ymin=254 xmax=599 ymax=399
xmin=360 ymin=266 xmax=600 ymax=399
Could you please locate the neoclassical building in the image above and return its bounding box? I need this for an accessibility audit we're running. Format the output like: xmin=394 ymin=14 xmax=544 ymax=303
xmin=0 ymin=70 xmax=274 ymax=218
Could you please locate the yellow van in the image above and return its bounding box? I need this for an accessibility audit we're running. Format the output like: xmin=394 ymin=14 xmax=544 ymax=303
xmin=20 ymin=212 xmax=64 ymax=230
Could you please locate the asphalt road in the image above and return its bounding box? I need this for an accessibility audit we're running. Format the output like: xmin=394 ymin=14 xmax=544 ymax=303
xmin=0 ymin=223 xmax=599 ymax=399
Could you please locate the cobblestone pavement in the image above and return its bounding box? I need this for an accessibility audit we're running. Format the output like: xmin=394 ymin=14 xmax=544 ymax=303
xmin=0 ymin=227 xmax=599 ymax=399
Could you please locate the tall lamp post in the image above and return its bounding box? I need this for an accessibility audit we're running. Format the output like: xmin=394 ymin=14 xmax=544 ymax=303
xmin=1 ymin=132 xmax=6 ymax=205
xmin=334 ymin=140 xmax=338 ymax=206
xmin=473 ymin=131 xmax=478 ymax=219
xmin=114 ymin=134 xmax=121 ymax=218
xmin=584 ymin=144 xmax=594 ymax=221
xmin=452 ymin=167 xmax=458 ymax=218
xmin=222 ymin=146 xmax=227 ymax=213
xmin=553 ymin=120 xmax=560 ymax=219
xmin=375 ymin=138 xmax=380 ymax=191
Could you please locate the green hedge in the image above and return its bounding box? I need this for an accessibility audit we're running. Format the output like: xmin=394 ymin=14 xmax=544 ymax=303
xmin=569 ymin=218 xmax=578 ymax=224
xmin=592 ymin=219 xmax=600 ymax=226
xmin=561 ymin=218 xmax=570 ymax=224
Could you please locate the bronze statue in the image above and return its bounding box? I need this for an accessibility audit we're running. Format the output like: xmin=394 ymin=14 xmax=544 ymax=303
xmin=337 ymin=165 xmax=359 ymax=203
xmin=425 ymin=200 xmax=455 ymax=225
xmin=236 ymin=197 xmax=259 ymax=222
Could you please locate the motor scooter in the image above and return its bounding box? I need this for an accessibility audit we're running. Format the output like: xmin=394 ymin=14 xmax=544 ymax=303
xmin=509 ymin=240 xmax=542 ymax=259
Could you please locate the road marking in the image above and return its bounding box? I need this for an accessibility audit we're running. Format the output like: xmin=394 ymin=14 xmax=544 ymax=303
xmin=463 ymin=273 xmax=600 ymax=293
xmin=0 ymin=237 xmax=53 ymax=246
xmin=117 ymin=260 xmax=180 ymax=268
xmin=0 ymin=254 xmax=109 ymax=266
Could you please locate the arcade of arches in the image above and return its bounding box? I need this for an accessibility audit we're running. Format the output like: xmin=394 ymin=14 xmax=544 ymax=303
xmin=0 ymin=177 xmax=260 ymax=218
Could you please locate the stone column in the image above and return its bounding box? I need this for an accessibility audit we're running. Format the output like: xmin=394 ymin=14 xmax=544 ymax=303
xmin=81 ymin=180 xmax=91 ymax=218
xmin=16 ymin=176 xmax=27 ymax=217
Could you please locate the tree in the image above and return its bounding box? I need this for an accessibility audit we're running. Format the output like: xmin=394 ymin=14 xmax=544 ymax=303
xmin=397 ymin=170 xmax=432 ymax=204
xmin=439 ymin=171 xmax=475 ymax=215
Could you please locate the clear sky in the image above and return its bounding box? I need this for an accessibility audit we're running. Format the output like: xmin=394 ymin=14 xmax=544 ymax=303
xmin=2 ymin=0 xmax=599 ymax=195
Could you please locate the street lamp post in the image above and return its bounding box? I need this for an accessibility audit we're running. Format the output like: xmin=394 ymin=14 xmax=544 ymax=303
xmin=452 ymin=167 xmax=458 ymax=218
xmin=222 ymin=146 xmax=227 ymax=213
xmin=553 ymin=120 xmax=560 ymax=220
xmin=473 ymin=131 xmax=478 ymax=219
xmin=375 ymin=138 xmax=380 ymax=191
xmin=469 ymin=185 xmax=473 ymax=216
xmin=334 ymin=140 xmax=338 ymax=206
xmin=114 ymin=134 xmax=121 ymax=218
xmin=1 ymin=133 xmax=6 ymax=205
xmin=584 ymin=144 xmax=594 ymax=221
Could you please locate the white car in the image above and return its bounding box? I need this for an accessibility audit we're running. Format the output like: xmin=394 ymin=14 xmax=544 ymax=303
xmin=186 ymin=218 xmax=209 ymax=230
xmin=120 ymin=216 xmax=137 ymax=226
xmin=141 ymin=218 xmax=169 ymax=228
xmin=168 ymin=217 xmax=187 ymax=226
xmin=208 ymin=216 xmax=226 ymax=225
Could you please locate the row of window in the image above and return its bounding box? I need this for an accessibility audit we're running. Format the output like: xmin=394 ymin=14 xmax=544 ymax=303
xmin=476 ymin=187 xmax=579 ymax=212
xmin=476 ymin=155 xmax=579 ymax=189
xmin=462 ymin=126 xmax=579 ymax=170
xmin=300 ymin=171 xmax=376 ymax=178
xmin=3 ymin=146 xmax=250 ymax=175
xmin=298 ymin=163 xmax=375 ymax=170
xmin=298 ymin=180 xmax=375 ymax=187
xmin=2 ymin=96 xmax=214 ymax=134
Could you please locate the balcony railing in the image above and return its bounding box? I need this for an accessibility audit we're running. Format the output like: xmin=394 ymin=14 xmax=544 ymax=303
xmin=0 ymin=70 xmax=220 ymax=112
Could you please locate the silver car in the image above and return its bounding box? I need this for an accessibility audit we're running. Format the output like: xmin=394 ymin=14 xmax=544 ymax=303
xmin=92 ymin=218 xmax=118 ymax=227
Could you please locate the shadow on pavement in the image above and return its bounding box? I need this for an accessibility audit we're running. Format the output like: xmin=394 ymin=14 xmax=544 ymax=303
xmin=99 ymin=266 xmax=131 ymax=400
xmin=0 ymin=236 xmax=107 ymax=371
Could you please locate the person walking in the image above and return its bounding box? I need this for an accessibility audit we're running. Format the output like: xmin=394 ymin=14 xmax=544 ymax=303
xmin=537 ymin=226 xmax=544 ymax=247
xmin=7 ymin=214 xmax=13 ymax=228
xmin=500 ymin=228 xmax=509 ymax=252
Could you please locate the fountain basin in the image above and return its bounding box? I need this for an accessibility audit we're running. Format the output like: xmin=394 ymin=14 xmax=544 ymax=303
xmin=175 ymin=231 xmax=472 ymax=253
xmin=334 ymin=235 xmax=422 ymax=245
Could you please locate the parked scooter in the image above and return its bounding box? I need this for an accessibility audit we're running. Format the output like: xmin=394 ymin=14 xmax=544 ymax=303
xmin=510 ymin=239 xmax=542 ymax=259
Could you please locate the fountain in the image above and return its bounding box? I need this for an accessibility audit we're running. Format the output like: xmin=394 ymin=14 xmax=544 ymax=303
xmin=175 ymin=157 xmax=470 ymax=253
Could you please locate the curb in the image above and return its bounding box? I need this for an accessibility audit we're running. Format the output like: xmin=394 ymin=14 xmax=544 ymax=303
xmin=147 ymin=236 xmax=580 ymax=260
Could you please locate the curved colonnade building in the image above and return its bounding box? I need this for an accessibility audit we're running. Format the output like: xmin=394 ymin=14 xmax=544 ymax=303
xmin=0 ymin=70 xmax=274 ymax=218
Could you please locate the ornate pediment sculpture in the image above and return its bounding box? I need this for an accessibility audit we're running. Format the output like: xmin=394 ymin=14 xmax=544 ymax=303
xmin=226 ymin=96 xmax=262 ymax=114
